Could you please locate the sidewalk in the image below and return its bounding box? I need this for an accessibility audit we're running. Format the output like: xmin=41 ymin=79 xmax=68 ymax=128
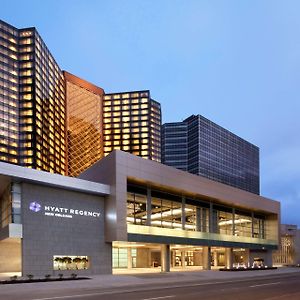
xmin=1 ymin=267 xmax=300 ymax=293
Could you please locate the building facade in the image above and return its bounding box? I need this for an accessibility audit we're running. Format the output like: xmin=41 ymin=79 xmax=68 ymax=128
xmin=161 ymin=122 xmax=188 ymax=171
xmin=162 ymin=115 xmax=260 ymax=194
xmin=0 ymin=150 xmax=279 ymax=276
xmin=1 ymin=20 xmax=163 ymax=177
xmin=64 ymin=71 xmax=104 ymax=177
xmin=103 ymin=90 xmax=161 ymax=162
xmin=0 ymin=19 xmax=66 ymax=175
xmin=273 ymin=224 xmax=300 ymax=266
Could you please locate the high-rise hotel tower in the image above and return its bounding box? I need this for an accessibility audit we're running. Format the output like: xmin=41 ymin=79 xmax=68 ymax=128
xmin=0 ymin=20 xmax=162 ymax=176
xmin=0 ymin=19 xmax=66 ymax=174
xmin=103 ymin=91 xmax=161 ymax=162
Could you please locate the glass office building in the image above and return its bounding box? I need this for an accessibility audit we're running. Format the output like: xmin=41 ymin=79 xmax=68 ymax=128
xmin=161 ymin=122 xmax=188 ymax=171
xmin=162 ymin=115 xmax=260 ymax=194
xmin=64 ymin=71 xmax=104 ymax=177
xmin=103 ymin=90 xmax=161 ymax=162
xmin=0 ymin=19 xmax=66 ymax=175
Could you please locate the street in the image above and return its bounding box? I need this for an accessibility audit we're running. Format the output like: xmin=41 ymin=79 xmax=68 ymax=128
xmin=1 ymin=272 xmax=300 ymax=300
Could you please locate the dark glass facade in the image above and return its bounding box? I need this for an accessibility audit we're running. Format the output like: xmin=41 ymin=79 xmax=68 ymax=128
xmin=103 ymin=90 xmax=161 ymax=162
xmin=161 ymin=122 xmax=188 ymax=171
xmin=162 ymin=115 xmax=260 ymax=194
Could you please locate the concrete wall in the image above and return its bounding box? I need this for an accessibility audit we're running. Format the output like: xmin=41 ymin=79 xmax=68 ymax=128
xmin=0 ymin=240 xmax=21 ymax=272
xmin=294 ymin=230 xmax=300 ymax=265
xmin=21 ymin=183 xmax=111 ymax=276
xmin=136 ymin=248 xmax=151 ymax=268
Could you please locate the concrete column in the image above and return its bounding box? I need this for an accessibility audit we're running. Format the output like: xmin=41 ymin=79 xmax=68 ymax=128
xmin=196 ymin=207 xmax=201 ymax=231
xmin=225 ymin=248 xmax=233 ymax=269
xmin=232 ymin=208 xmax=235 ymax=236
xmin=264 ymin=250 xmax=273 ymax=267
xmin=213 ymin=251 xmax=218 ymax=267
xmin=203 ymin=246 xmax=211 ymax=270
xmin=202 ymin=208 xmax=207 ymax=232
xmin=181 ymin=250 xmax=186 ymax=268
xmin=127 ymin=248 xmax=132 ymax=269
xmin=161 ymin=244 xmax=171 ymax=272
xmin=181 ymin=196 xmax=186 ymax=230
xmin=251 ymin=212 xmax=254 ymax=238
xmin=209 ymin=203 xmax=213 ymax=233
xmin=146 ymin=187 xmax=151 ymax=226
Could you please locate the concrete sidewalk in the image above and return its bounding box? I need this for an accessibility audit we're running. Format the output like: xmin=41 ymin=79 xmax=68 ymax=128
xmin=0 ymin=267 xmax=300 ymax=293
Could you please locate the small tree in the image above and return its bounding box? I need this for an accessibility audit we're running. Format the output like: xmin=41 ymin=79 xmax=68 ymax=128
xmin=54 ymin=257 xmax=63 ymax=270
xmin=72 ymin=257 xmax=82 ymax=270
xmin=81 ymin=257 xmax=89 ymax=269
xmin=62 ymin=257 xmax=72 ymax=270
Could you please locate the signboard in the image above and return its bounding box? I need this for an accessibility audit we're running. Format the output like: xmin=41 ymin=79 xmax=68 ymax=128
xmin=29 ymin=201 xmax=101 ymax=219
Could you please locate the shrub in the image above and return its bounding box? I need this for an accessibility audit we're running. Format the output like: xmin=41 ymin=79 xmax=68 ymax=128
xmin=27 ymin=274 xmax=34 ymax=280
xmin=58 ymin=273 xmax=64 ymax=279
xmin=10 ymin=275 xmax=18 ymax=281
xmin=71 ymin=273 xmax=77 ymax=279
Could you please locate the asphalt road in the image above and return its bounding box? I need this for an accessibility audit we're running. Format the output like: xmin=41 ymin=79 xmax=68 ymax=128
xmin=1 ymin=272 xmax=300 ymax=300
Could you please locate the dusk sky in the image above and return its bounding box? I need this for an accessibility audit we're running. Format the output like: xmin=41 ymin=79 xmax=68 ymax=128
xmin=2 ymin=0 xmax=300 ymax=226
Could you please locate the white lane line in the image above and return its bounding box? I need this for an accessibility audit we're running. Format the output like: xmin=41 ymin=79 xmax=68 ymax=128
xmin=250 ymin=282 xmax=281 ymax=288
xmin=32 ymin=293 xmax=102 ymax=300
xmin=31 ymin=278 xmax=286 ymax=300
xmin=141 ymin=296 xmax=175 ymax=300
xmin=32 ymin=293 xmax=176 ymax=300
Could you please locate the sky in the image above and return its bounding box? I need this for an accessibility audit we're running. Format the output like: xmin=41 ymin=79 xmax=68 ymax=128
xmin=2 ymin=0 xmax=300 ymax=226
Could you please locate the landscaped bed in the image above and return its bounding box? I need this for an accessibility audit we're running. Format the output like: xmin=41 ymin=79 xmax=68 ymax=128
xmin=0 ymin=274 xmax=90 ymax=284
xmin=219 ymin=266 xmax=277 ymax=271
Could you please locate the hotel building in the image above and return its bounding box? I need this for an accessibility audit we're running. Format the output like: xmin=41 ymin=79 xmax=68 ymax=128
xmin=0 ymin=19 xmax=66 ymax=175
xmin=1 ymin=19 xmax=162 ymax=176
xmin=0 ymin=150 xmax=279 ymax=276
xmin=64 ymin=71 xmax=104 ymax=177
xmin=103 ymin=91 xmax=161 ymax=162
xmin=162 ymin=115 xmax=260 ymax=194
xmin=0 ymin=19 xmax=280 ymax=276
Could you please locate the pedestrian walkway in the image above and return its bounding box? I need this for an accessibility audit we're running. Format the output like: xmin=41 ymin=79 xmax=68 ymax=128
xmin=1 ymin=267 xmax=300 ymax=293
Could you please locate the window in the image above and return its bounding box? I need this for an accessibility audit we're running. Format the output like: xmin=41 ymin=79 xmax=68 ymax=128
xmin=53 ymin=255 xmax=89 ymax=270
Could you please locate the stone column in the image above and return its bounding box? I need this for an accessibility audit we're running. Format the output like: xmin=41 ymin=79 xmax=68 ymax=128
xmin=213 ymin=250 xmax=218 ymax=267
xmin=196 ymin=207 xmax=201 ymax=231
xmin=181 ymin=250 xmax=186 ymax=268
xmin=225 ymin=248 xmax=233 ymax=269
xmin=146 ymin=187 xmax=151 ymax=226
xmin=203 ymin=246 xmax=211 ymax=270
xmin=181 ymin=196 xmax=186 ymax=230
xmin=127 ymin=248 xmax=132 ymax=269
xmin=161 ymin=244 xmax=171 ymax=272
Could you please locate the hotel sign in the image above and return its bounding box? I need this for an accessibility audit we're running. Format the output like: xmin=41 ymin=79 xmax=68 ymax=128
xmin=29 ymin=201 xmax=101 ymax=219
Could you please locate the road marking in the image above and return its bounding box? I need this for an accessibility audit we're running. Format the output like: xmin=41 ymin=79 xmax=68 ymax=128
xmin=31 ymin=277 xmax=290 ymax=300
xmin=32 ymin=293 xmax=176 ymax=300
xmin=141 ymin=296 xmax=175 ymax=300
xmin=250 ymin=282 xmax=281 ymax=288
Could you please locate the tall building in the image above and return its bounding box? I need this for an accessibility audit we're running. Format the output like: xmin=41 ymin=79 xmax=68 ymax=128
xmin=162 ymin=115 xmax=260 ymax=194
xmin=0 ymin=19 xmax=66 ymax=174
xmin=161 ymin=122 xmax=188 ymax=171
xmin=64 ymin=71 xmax=104 ymax=177
xmin=103 ymin=90 xmax=161 ymax=162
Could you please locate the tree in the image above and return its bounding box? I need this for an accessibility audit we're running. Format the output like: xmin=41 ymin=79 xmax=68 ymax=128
xmin=72 ymin=257 xmax=82 ymax=270
xmin=62 ymin=256 xmax=72 ymax=270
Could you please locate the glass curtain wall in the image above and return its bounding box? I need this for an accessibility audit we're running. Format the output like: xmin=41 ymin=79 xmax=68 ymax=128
xmin=127 ymin=183 xmax=267 ymax=239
